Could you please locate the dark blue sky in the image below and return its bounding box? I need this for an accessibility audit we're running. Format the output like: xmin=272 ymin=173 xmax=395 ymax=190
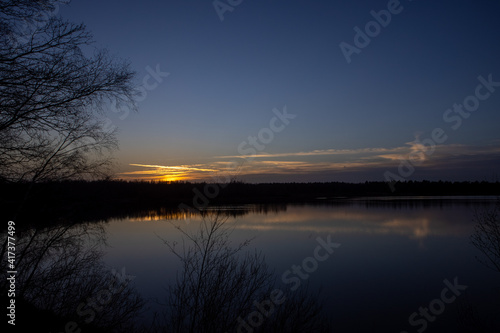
xmin=60 ymin=0 xmax=500 ymax=182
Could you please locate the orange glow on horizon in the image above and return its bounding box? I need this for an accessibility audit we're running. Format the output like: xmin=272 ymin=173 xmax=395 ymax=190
xmin=159 ymin=174 xmax=189 ymax=182
xmin=119 ymin=163 xmax=211 ymax=182
xmin=118 ymin=143 xmax=500 ymax=182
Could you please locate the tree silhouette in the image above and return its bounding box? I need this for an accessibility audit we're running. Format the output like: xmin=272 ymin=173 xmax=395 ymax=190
xmin=471 ymin=200 xmax=500 ymax=273
xmin=462 ymin=200 xmax=500 ymax=332
xmin=160 ymin=210 xmax=273 ymax=332
xmin=0 ymin=222 xmax=146 ymax=332
xmin=159 ymin=210 xmax=331 ymax=332
xmin=0 ymin=0 xmax=137 ymax=183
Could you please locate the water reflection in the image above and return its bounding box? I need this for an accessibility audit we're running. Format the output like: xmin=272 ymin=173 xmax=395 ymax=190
xmin=154 ymin=210 xmax=331 ymax=332
xmin=101 ymin=199 xmax=499 ymax=332
xmin=21 ymin=198 xmax=494 ymax=332
xmin=127 ymin=204 xmax=289 ymax=222
xmin=0 ymin=222 xmax=145 ymax=332
xmin=126 ymin=199 xmax=491 ymax=241
xmin=234 ymin=205 xmax=473 ymax=239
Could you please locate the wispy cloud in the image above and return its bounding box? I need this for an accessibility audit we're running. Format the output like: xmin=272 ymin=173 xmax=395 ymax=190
xmin=129 ymin=163 xmax=217 ymax=172
xmin=119 ymin=143 xmax=500 ymax=182
xmin=121 ymin=163 xmax=219 ymax=181
xmin=215 ymin=147 xmax=396 ymax=159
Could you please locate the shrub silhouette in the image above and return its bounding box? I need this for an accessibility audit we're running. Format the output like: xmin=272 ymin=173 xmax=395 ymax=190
xmin=160 ymin=209 xmax=331 ymax=332
xmin=1 ymin=222 xmax=145 ymax=332
xmin=471 ymin=200 xmax=500 ymax=273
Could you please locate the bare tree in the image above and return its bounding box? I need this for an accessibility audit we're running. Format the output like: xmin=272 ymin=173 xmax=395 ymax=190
xmin=0 ymin=0 xmax=137 ymax=183
xmin=471 ymin=201 xmax=500 ymax=273
xmin=0 ymin=222 xmax=146 ymax=332
xmin=160 ymin=210 xmax=331 ymax=333
xmin=454 ymin=200 xmax=500 ymax=333
xmin=0 ymin=0 xmax=58 ymax=27
xmin=160 ymin=210 xmax=274 ymax=333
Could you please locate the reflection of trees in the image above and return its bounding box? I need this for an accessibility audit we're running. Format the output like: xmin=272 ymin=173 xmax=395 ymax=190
xmin=159 ymin=210 xmax=330 ymax=333
xmin=0 ymin=222 xmax=145 ymax=332
xmin=461 ymin=200 xmax=500 ymax=332
xmin=471 ymin=201 xmax=500 ymax=273
xmin=122 ymin=204 xmax=289 ymax=223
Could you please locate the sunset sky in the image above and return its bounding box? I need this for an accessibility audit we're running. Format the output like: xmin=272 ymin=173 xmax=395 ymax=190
xmin=60 ymin=0 xmax=500 ymax=183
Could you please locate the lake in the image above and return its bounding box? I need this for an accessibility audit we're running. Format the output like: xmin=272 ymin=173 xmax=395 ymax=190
xmin=99 ymin=197 xmax=499 ymax=332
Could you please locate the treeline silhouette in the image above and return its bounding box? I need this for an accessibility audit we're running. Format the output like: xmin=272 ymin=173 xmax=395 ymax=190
xmin=2 ymin=179 xmax=499 ymax=225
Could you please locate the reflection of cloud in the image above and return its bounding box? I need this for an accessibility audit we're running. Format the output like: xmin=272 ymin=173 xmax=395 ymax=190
xmin=119 ymin=143 xmax=500 ymax=182
xmin=381 ymin=218 xmax=431 ymax=239
xmin=232 ymin=205 xmax=471 ymax=240
xmin=125 ymin=204 xmax=474 ymax=241
xmin=234 ymin=216 xmax=447 ymax=240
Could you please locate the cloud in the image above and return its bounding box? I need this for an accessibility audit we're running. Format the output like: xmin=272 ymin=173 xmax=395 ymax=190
xmin=121 ymin=163 xmax=219 ymax=182
xmin=120 ymin=143 xmax=500 ymax=182
xmin=215 ymin=147 xmax=396 ymax=159
xmin=129 ymin=163 xmax=217 ymax=172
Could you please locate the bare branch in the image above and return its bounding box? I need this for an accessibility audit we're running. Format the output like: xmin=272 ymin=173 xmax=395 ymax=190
xmin=0 ymin=1 xmax=137 ymax=183
xmin=471 ymin=201 xmax=500 ymax=273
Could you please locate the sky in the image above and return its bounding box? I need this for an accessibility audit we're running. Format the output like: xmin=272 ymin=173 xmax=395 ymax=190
xmin=58 ymin=0 xmax=500 ymax=183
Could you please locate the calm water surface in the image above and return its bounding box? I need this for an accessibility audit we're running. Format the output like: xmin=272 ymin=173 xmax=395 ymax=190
xmin=101 ymin=198 xmax=500 ymax=332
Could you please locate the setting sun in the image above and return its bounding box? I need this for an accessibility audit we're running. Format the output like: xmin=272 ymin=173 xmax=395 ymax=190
xmin=4 ymin=0 xmax=500 ymax=331
xmin=159 ymin=175 xmax=188 ymax=182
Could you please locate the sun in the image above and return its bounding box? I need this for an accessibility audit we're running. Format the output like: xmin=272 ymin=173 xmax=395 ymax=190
xmin=159 ymin=175 xmax=188 ymax=182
